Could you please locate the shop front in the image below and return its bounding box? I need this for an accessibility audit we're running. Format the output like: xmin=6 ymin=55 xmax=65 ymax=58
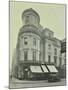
xmin=16 ymin=63 xmax=59 ymax=80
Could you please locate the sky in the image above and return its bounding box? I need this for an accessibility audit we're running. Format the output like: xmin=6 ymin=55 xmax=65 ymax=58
xmin=10 ymin=1 xmax=66 ymax=69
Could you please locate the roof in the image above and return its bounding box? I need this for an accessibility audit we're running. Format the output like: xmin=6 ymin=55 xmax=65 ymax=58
xmin=22 ymin=8 xmax=40 ymax=22
xmin=18 ymin=24 xmax=41 ymax=37
xmin=42 ymin=28 xmax=54 ymax=34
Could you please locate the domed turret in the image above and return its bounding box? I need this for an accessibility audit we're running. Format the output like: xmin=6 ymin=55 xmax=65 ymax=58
xmin=22 ymin=8 xmax=40 ymax=27
xmin=16 ymin=8 xmax=41 ymax=63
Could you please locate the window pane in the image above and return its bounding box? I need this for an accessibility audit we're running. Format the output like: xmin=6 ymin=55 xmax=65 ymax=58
xmin=39 ymin=52 xmax=41 ymax=61
xmin=59 ymin=57 xmax=62 ymax=66
xmin=54 ymin=48 xmax=57 ymax=55
xmin=48 ymin=44 xmax=51 ymax=50
xmin=25 ymin=16 xmax=29 ymax=24
xmin=33 ymin=38 xmax=36 ymax=46
xmin=33 ymin=51 xmax=36 ymax=61
xmin=54 ymin=56 xmax=57 ymax=65
xmin=48 ymin=55 xmax=51 ymax=63
xmin=24 ymin=51 xmax=28 ymax=60
xmin=24 ymin=37 xmax=28 ymax=45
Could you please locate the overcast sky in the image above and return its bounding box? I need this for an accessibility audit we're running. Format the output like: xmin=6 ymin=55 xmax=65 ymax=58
xmin=10 ymin=1 xmax=66 ymax=69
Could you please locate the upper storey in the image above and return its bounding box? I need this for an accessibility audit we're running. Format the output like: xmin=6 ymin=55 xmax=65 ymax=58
xmin=22 ymin=8 xmax=40 ymax=27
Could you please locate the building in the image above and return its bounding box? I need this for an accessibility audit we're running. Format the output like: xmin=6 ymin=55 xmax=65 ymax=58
xmin=41 ymin=29 xmax=62 ymax=67
xmin=61 ymin=39 xmax=66 ymax=65
xmin=60 ymin=39 xmax=66 ymax=78
xmin=12 ymin=8 xmax=63 ymax=79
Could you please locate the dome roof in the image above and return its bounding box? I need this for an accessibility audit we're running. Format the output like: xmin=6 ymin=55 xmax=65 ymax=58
xmin=22 ymin=8 xmax=40 ymax=22
xmin=18 ymin=25 xmax=41 ymax=37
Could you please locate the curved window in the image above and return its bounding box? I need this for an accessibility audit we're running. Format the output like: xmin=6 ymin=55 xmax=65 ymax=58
xmin=48 ymin=44 xmax=51 ymax=50
xmin=24 ymin=37 xmax=28 ymax=45
xmin=48 ymin=55 xmax=51 ymax=63
xmin=25 ymin=15 xmax=29 ymax=24
xmin=33 ymin=51 xmax=36 ymax=61
xmin=54 ymin=48 xmax=57 ymax=55
xmin=54 ymin=56 xmax=57 ymax=65
xmin=39 ymin=52 xmax=41 ymax=61
xmin=33 ymin=38 xmax=36 ymax=46
xmin=24 ymin=50 xmax=28 ymax=60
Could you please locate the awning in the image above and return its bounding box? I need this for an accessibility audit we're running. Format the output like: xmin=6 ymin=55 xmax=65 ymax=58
xmin=30 ymin=66 xmax=43 ymax=73
xmin=41 ymin=65 xmax=49 ymax=72
xmin=47 ymin=65 xmax=58 ymax=73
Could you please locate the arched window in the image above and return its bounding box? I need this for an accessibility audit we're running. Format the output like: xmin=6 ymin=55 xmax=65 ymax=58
xmin=25 ymin=15 xmax=29 ymax=24
xmin=48 ymin=44 xmax=51 ymax=50
xmin=54 ymin=56 xmax=57 ymax=65
xmin=39 ymin=52 xmax=41 ymax=61
xmin=24 ymin=50 xmax=28 ymax=60
xmin=33 ymin=51 xmax=36 ymax=61
xmin=24 ymin=37 xmax=28 ymax=45
xmin=54 ymin=48 xmax=57 ymax=55
xmin=33 ymin=38 xmax=36 ymax=46
xmin=59 ymin=57 xmax=62 ymax=66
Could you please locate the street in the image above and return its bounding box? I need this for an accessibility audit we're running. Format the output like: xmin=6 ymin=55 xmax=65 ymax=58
xmin=9 ymin=78 xmax=66 ymax=89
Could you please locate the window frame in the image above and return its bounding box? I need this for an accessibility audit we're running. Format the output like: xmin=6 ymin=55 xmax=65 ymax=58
xmin=33 ymin=38 xmax=36 ymax=46
xmin=24 ymin=37 xmax=28 ymax=45
xmin=48 ymin=55 xmax=51 ymax=63
xmin=54 ymin=48 xmax=57 ymax=55
xmin=48 ymin=44 xmax=51 ymax=50
xmin=25 ymin=15 xmax=30 ymax=24
xmin=33 ymin=51 xmax=36 ymax=61
xmin=54 ymin=56 xmax=57 ymax=65
xmin=24 ymin=50 xmax=28 ymax=61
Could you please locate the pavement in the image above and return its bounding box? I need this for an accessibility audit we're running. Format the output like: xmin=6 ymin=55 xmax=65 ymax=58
xmin=9 ymin=78 xmax=66 ymax=89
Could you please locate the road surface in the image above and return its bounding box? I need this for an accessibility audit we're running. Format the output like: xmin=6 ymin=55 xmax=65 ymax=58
xmin=9 ymin=78 xmax=66 ymax=89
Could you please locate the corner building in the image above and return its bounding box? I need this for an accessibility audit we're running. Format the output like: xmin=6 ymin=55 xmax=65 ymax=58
xmin=12 ymin=8 xmax=62 ymax=79
xmin=18 ymin=8 xmax=41 ymax=63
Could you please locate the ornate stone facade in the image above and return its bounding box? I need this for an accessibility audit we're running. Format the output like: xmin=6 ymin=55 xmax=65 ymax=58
xmin=12 ymin=8 xmax=64 ymax=78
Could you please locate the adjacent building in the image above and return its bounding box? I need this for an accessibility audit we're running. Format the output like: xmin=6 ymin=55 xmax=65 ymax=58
xmin=61 ymin=39 xmax=66 ymax=65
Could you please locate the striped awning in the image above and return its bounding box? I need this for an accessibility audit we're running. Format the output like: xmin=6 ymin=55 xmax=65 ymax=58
xmin=30 ymin=65 xmax=58 ymax=73
xmin=47 ymin=65 xmax=58 ymax=73
xmin=41 ymin=65 xmax=49 ymax=72
xmin=30 ymin=66 xmax=43 ymax=73
xmin=30 ymin=65 xmax=49 ymax=73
